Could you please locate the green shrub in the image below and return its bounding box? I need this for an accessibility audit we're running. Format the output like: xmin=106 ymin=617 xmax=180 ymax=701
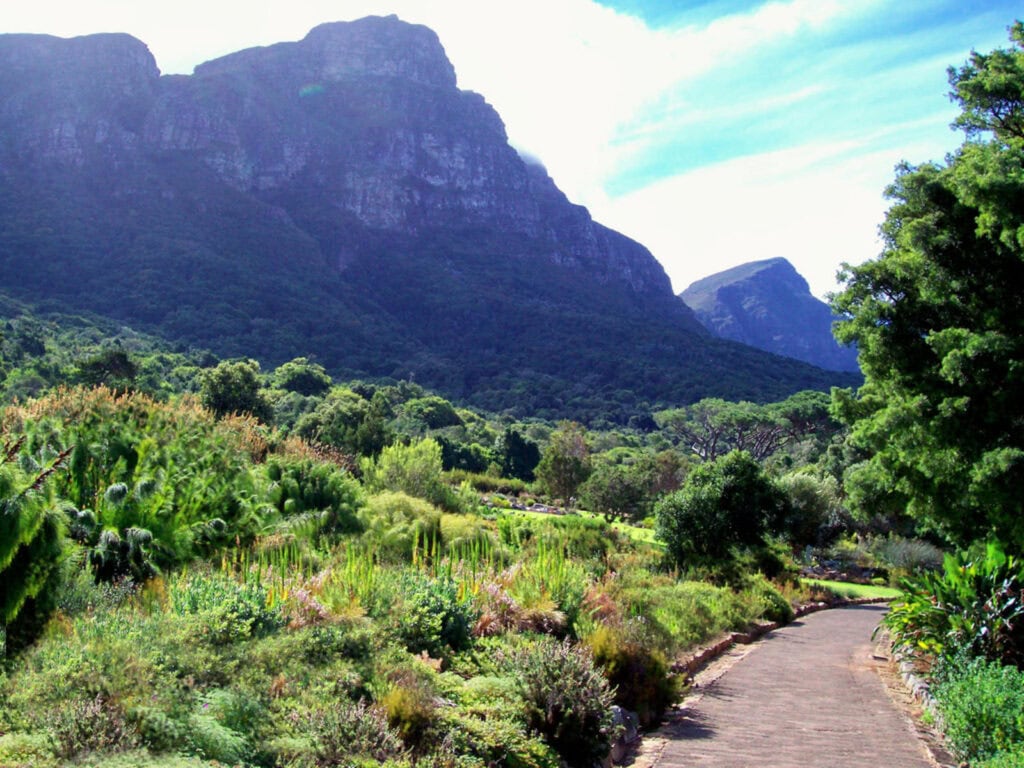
xmin=265 ymin=457 xmax=364 ymax=538
xmin=186 ymin=707 xmax=248 ymax=764
xmin=382 ymin=682 xmax=436 ymax=747
xmin=303 ymin=699 xmax=406 ymax=765
xmin=360 ymin=492 xmax=442 ymax=563
xmin=72 ymin=749 xmax=222 ymax=767
xmin=880 ymin=542 xmax=1024 ymax=665
xmin=586 ymin=623 xmax=678 ymax=728
xmin=514 ymin=637 xmax=616 ymax=768
xmin=393 ymin=573 xmax=475 ymax=657
xmin=0 ymin=732 xmax=58 ymax=768
xmin=435 ymin=709 xmax=560 ymax=768
xmin=169 ymin=572 xmax=284 ymax=644
xmin=932 ymin=657 xmax=1024 ymax=763
xmin=741 ymin=574 xmax=795 ymax=624
xmin=43 ymin=693 xmax=141 ymax=759
xmin=975 ymin=746 xmax=1024 ymax=768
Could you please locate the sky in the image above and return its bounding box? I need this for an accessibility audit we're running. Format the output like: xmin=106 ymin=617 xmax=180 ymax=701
xmin=5 ymin=1 xmax=1020 ymax=297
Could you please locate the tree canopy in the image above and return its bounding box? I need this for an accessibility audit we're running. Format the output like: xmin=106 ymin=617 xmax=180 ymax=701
xmin=831 ymin=23 xmax=1024 ymax=550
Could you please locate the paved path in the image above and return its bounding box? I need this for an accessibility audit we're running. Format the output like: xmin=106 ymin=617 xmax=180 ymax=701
xmin=651 ymin=605 xmax=939 ymax=768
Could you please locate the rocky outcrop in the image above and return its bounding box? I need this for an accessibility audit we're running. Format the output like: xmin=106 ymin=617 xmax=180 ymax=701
xmin=0 ymin=18 xmax=854 ymax=417
xmin=681 ymin=258 xmax=860 ymax=373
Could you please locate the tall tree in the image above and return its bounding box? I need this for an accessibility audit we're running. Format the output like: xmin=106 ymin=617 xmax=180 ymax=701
xmin=832 ymin=23 xmax=1024 ymax=549
xmin=535 ymin=421 xmax=592 ymax=503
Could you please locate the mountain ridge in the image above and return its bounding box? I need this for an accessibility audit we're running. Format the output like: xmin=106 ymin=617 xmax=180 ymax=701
xmin=0 ymin=17 xmax=856 ymax=421
xmin=681 ymin=257 xmax=860 ymax=373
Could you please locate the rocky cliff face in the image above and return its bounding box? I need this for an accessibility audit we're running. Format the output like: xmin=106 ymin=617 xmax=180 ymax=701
xmin=681 ymin=258 xmax=860 ymax=373
xmin=0 ymin=17 xmax=853 ymax=419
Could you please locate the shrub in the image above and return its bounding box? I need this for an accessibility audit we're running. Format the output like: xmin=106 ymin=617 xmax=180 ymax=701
xmin=302 ymin=699 xmax=406 ymax=765
xmin=586 ymin=623 xmax=678 ymax=728
xmin=932 ymin=657 xmax=1024 ymax=763
xmin=879 ymin=542 xmax=1024 ymax=665
xmin=514 ymin=637 xmax=616 ymax=768
xmin=741 ymin=574 xmax=795 ymax=624
xmin=655 ymin=451 xmax=786 ymax=568
xmin=435 ymin=709 xmax=560 ymax=768
xmin=975 ymin=746 xmax=1024 ymax=768
xmin=169 ymin=572 xmax=284 ymax=645
xmin=43 ymin=693 xmax=141 ymax=759
xmin=0 ymin=732 xmax=59 ymax=768
xmin=360 ymin=492 xmax=442 ymax=563
xmin=382 ymin=682 xmax=435 ymax=748
xmin=393 ymin=573 xmax=475 ymax=658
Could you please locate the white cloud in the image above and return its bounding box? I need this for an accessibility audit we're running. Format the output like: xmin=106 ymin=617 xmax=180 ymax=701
xmin=592 ymin=128 xmax=955 ymax=299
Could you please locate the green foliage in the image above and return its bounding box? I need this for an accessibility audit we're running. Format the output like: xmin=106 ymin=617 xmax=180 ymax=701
xmin=494 ymin=427 xmax=541 ymax=482
xmin=360 ymin=492 xmax=442 ymax=563
xmin=535 ymin=422 xmax=592 ymax=502
xmin=513 ymin=637 xmax=616 ymax=768
xmin=265 ymin=457 xmax=364 ymax=538
xmin=0 ymin=443 xmax=66 ymax=650
xmin=199 ymin=359 xmax=272 ymax=422
xmin=579 ymin=461 xmax=652 ymax=523
xmin=776 ymin=471 xmax=849 ymax=548
xmin=655 ymin=450 xmax=787 ymax=567
xmin=392 ymin=573 xmax=475 ymax=658
xmin=879 ymin=542 xmax=1024 ymax=665
xmin=42 ymin=693 xmax=141 ymax=759
xmin=832 ymin=25 xmax=1024 ymax=550
xmin=740 ymin=573 xmax=795 ymax=624
xmin=77 ymin=349 xmax=139 ymax=392
xmin=272 ymin=357 xmax=333 ymax=396
xmin=169 ymin=571 xmax=284 ymax=645
xmin=401 ymin=395 xmax=463 ymax=430
xmin=586 ymin=623 xmax=677 ymax=728
xmin=976 ymin=747 xmax=1024 ymax=768
xmin=361 ymin=438 xmax=455 ymax=509
xmin=7 ymin=387 xmax=270 ymax=574
xmin=296 ymin=699 xmax=406 ymax=765
xmin=0 ymin=732 xmax=58 ymax=768
xmin=655 ymin=390 xmax=839 ymax=463
xmin=932 ymin=656 xmax=1024 ymax=763
xmin=295 ymin=387 xmax=394 ymax=457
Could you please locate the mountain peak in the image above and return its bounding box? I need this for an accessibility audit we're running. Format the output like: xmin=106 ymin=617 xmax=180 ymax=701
xmin=192 ymin=15 xmax=457 ymax=90
xmin=681 ymin=259 xmax=860 ymax=373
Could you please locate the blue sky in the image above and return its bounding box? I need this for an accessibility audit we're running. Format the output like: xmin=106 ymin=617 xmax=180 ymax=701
xmin=7 ymin=1 xmax=1021 ymax=296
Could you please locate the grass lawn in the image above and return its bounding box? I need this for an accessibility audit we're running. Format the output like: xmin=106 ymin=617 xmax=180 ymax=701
xmin=802 ymin=578 xmax=902 ymax=600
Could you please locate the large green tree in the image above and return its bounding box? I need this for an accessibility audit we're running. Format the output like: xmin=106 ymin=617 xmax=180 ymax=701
xmin=655 ymin=450 xmax=786 ymax=567
xmin=832 ymin=23 xmax=1024 ymax=549
xmin=535 ymin=421 xmax=593 ymax=503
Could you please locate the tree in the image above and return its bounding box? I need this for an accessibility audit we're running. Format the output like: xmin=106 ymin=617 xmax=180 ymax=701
xmin=272 ymin=357 xmax=332 ymax=397
xmin=200 ymin=360 xmax=272 ymax=422
xmin=831 ymin=24 xmax=1024 ymax=549
xmin=494 ymin=427 xmax=541 ymax=481
xmin=655 ymin=450 xmax=787 ymax=567
xmin=579 ymin=462 xmax=651 ymax=523
xmin=535 ymin=421 xmax=592 ymax=502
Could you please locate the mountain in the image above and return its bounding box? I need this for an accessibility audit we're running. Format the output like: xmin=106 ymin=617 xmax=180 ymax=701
xmin=0 ymin=17 xmax=856 ymax=422
xmin=680 ymin=258 xmax=860 ymax=373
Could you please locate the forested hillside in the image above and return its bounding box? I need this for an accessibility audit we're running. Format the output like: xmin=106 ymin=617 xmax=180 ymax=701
xmin=0 ymin=18 xmax=854 ymax=422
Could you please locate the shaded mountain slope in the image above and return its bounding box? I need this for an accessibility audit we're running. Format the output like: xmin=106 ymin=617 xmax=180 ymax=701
xmin=681 ymin=258 xmax=860 ymax=373
xmin=0 ymin=17 xmax=856 ymax=421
